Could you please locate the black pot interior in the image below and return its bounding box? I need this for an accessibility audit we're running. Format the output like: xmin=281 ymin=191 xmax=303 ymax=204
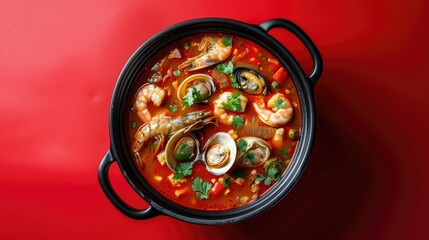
xmin=109 ymin=18 xmax=315 ymax=224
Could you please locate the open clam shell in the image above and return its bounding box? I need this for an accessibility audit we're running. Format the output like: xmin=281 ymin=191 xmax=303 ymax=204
xmin=235 ymin=137 xmax=271 ymax=167
xmin=177 ymin=74 xmax=216 ymax=102
xmin=165 ymin=129 xmax=201 ymax=172
xmin=202 ymin=132 xmax=237 ymax=176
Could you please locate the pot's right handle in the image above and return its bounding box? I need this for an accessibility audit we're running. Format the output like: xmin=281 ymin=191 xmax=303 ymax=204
xmin=259 ymin=19 xmax=323 ymax=86
xmin=98 ymin=150 xmax=160 ymax=219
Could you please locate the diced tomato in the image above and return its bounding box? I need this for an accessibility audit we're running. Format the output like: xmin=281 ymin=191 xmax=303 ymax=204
xmin=272 ymin=67 xmax=288 ymax=83
xmin=210 ymin=182 xmax=223 ymax=196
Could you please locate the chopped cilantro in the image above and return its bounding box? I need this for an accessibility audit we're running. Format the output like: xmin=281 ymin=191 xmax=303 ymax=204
xmin=173 ymin=162 xmax=193 ymax=179
xmin=216 ymin=60 xmax=234 ymax=74
xmin=221 ymin=92 xmax=242 ymax=112
xmin=174 ymin=143 xmax=193 ymax=161
xmin=264 ymin=167 xmax=280 ymax=186
xmin=182 ymin=88 xmax=204 ymax=109
xmin=183 ymin=43 xmax=189 ymax=50
xmin=150 ymin=142 xmax=158 ymax=150
xmin=209 ymin=36 xmax=218 ymax=42
xmin=131 ymin=122 xmax=137 ymax=128
xmin=274 ymin=98 xmax=286 ymax=109
xmin=222 ymin=36 xmax=232 ymax=47
xmin=245 ymin=152 xmax=255 ymax=161
xmin=230 ymin=74 xmax=240 ymax=89
xmin=255 ymin=173 xmax=265 ymax=182
xmin=232 ymin=116 xmax=244 ymax=129
xmin=166 ymin=104 xmax=178 ymax=113
xmin=277 ymin=148 xmax=289 ymax=155
xmin=192 ymin=177 xmax=212 ymax=199
xmin=173 ymin=70 xmax=181 ymax=76
xmin=237 ymin=139 xmax=248 ymax=153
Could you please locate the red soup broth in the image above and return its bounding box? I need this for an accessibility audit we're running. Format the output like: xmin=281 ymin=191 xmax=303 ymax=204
xmin=127 ymin=33 xmax=301 ymax=211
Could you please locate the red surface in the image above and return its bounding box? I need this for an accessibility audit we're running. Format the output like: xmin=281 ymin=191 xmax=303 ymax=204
xmin=1 ymin=0 xmax=428 ymax=239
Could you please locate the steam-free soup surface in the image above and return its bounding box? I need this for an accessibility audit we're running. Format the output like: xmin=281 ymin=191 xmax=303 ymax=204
xmin=127 ymin=33 xmax=301 ymax=211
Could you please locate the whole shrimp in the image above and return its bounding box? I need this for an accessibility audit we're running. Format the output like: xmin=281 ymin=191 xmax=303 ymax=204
xmin=253 ymin=93 xmax=293 ymax=127
xmin=178 ymin=36 xmax=232 ymax=71
xmin=132 ymin=110 xmax=216 ymax=154
xmin=213 ymin=92 xmax=248 ymax=125
xmin=134 ymin=84 xmax=166 ymax=123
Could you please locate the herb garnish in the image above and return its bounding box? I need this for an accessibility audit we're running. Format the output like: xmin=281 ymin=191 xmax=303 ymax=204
xmin=166 ymin=104 xmax=178 ymax=113
xmin=216 ymin=60 xmax=234 ymax=74
xmin=221 ymin=92 xmax=242 ymax=112
xmin=255 ymin=173 xmax=265 ymax=182
xmin=192 ymin=177 xmax=212 ymax=199
xmin=209 ymin=36 xmax=218 ymax=42
xmin=237 ymin=139 xmax=248 ymax=153
xmin=183 ymin=43 xmax=189 ymax=50
xmin=222 ymin=36 xmax=232 ymax=47
xmin=264 ymin=168 xmax=280 ymax=186
xmin=245 ymin=152 xmax=255 ymax=161
xmin=277 ymin=148 xmax=289 ymax=155
xmin=232 ymin=116 xmax=244 ymax=129
xmin=173 ymin=162 xmax=193 ymax=180
xmin=223 ymin=177 xmax=231 ymax=188
xmin=274 ymin=99 xmax=286 ymax=109
xmin=173 ymin=69 xmax=181 ymax=76
xmin=174 ymin=143 xmax=193 ymax=161
xmin=230 ymin=74 xmax=240 ymax=89
xmin=182 ymin=88 xmax=204 ymax=109
xmin=131 ymin=122 xmax=137 ymax=128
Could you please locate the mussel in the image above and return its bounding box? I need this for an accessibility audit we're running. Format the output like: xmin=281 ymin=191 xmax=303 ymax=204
xmin=235 ymin=137 xmax=271 ymax=167
xmin=177 ymin=74 xmax=216 ymax=103
xmin=233 ymin=67 xmax=267 ymax=95
xmin=264 ymin=157 xmax=286 ymax=179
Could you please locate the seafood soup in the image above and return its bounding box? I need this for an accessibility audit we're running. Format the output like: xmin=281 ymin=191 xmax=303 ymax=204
xmin=127 ymin=33 xmax=301 ymax=211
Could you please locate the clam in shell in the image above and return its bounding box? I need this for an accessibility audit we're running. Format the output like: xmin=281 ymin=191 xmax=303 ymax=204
xmin=177 ymin=74 xmax=216 ymax=103
xmin=202 ymin=132 xmax=237 ymax=176
xmin=165 ymin=129 xmax=200 ymax=172
xmin=236 ymin=137 xmax=271 ymax=167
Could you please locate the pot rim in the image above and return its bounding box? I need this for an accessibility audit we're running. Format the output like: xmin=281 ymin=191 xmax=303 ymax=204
xmin=106 ymin=17 xmax=320 ymax=225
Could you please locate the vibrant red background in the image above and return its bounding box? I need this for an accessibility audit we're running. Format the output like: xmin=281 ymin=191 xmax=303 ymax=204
xmin=1 ymin=0 xmax=428 ymax=239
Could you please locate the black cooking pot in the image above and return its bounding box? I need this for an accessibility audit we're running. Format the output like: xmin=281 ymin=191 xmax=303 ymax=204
xmin=98 ymin=18 xmax=322 ymax=225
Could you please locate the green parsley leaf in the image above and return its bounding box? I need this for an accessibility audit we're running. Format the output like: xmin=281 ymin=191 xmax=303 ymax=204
xmin=209 ymin=36 xmax=218 ymax=42
xmin=182 ymin=88 xmax=203 ymax=109
xmin=173 ymin=70 xmax=181 ymax=76
xmin=264 ymin=176 xmax=273 ymax=186
xmin=166 ymin=104 xmax=178 ymax=113
xmin=267 ymin=167 xmax=280 ymax=181
xmin=232 ymin=116 xmax=244 ymax=129
xmin=183 ymin=43 xmax=189 ymax=50
xmin=245 ymin=152 xmax=255 ymax=161
xmin=277 ymin=148 xmax=289 ymax=155
xmin=131 ymin=122 xmax=137 ymax=128
xmin=150 ymin=142 xmax=158 ymax=150
xmin=221 ymin=92 xmax=242 ymax=112
xmin=222 ymin=36 xmax=232 ymax=47
xmin=274 ymin=99 xmax=286 ymax=109
xmin=216 ymin=60 xmax=234 ymax=74
xmin=173 ymin=162 xmax=193 ymax=179
xmin=174 ymin=143 xmax=193 ymax=161
xmin=192 ymin=177 xmax=212 ymax=199
xmin=230 ymin=74 xmax=240 ymax=89
xmin=237 ymin=139 xmax=248 ymax=153
xmin=255 ymin=173 xmax=265 ymax=182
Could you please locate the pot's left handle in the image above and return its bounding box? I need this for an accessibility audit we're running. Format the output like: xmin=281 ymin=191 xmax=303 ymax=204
xmin=98 ymin=150 xmax=160 ymax=219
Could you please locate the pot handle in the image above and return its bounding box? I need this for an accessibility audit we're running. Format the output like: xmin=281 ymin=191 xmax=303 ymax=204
xmin=98 ymin=150 xmax=160 ymax=219
xmin=259 ymin=19 xmax=323 ymax=86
